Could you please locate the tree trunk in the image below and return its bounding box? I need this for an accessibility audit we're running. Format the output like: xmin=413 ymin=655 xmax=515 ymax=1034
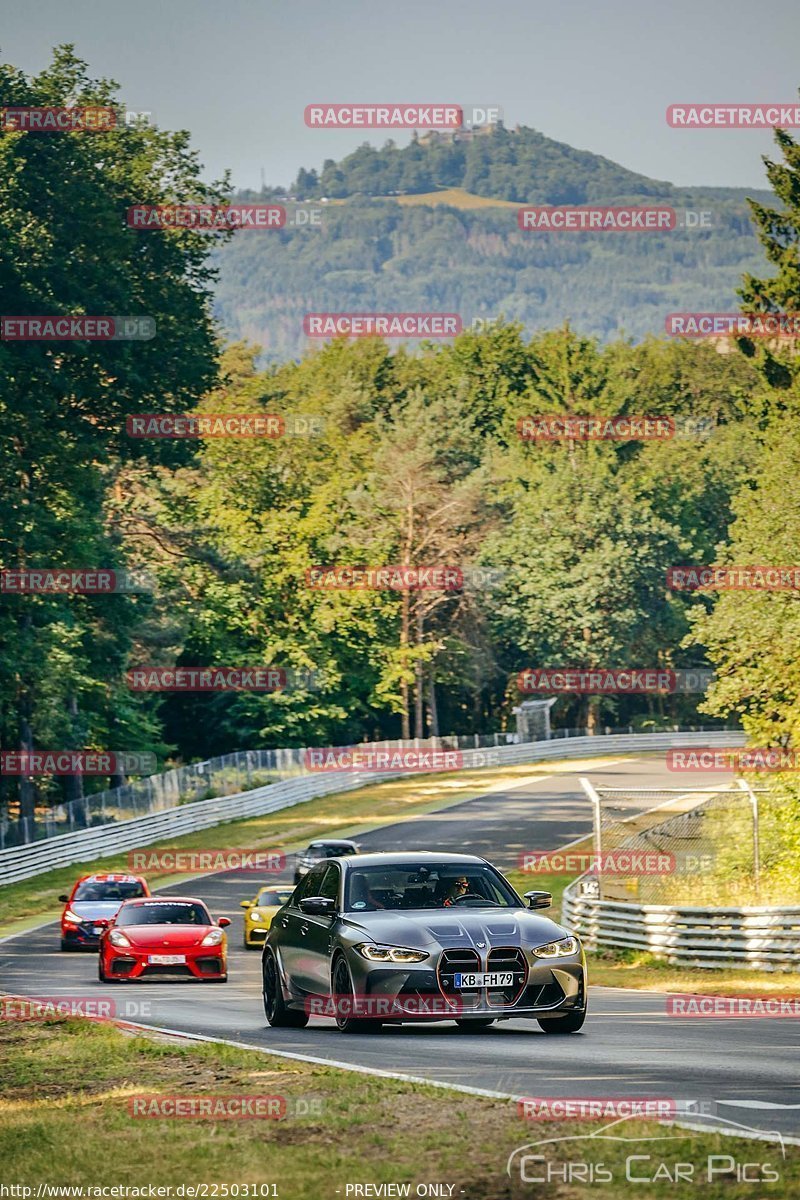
xmin=427 ymin=676 xmax=440 ymax=737
xmin=413 ymin=603 xmax=424 ymax=739
xmin=64 ymin=695 xmax=89 ymax=828
xmin=17 ymin=701 xmax=35 ymax=841
xmin=400 ymin=592 xmax=411 ymax=740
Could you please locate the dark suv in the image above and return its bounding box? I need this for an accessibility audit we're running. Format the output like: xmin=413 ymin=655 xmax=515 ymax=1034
xmin=294 ymin=839 xmax=360 ymax=884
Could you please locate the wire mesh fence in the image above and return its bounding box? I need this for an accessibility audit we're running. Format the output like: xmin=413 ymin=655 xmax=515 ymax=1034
xmin=0 ymin=722 xmax=733 ymax=851
xmin=579 ymin=778 xmax=777 ymax=906
xmin=0 ymin=732 xmax=518 ymax=849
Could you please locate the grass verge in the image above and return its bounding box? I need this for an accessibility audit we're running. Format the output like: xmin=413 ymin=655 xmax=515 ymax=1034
xmin=0 ymin=1017 xmax=796 ymax=1199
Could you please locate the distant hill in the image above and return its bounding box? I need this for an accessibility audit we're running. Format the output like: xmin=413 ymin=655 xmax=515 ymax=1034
xmin=212 ymin=124 xmax=773 ymax=360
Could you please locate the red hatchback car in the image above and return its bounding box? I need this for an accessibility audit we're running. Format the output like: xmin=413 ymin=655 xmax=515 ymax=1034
xmin=60 ymin=873 xmax=150 ymax=951
xmin=98 ymin=896 xmax=230 ymax=982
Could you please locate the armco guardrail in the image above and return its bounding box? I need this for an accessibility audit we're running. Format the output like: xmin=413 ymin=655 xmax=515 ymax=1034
xmin=562 ymin=885 xmax=800 ymax=972
xmin=0 ymin=730 xmax=744 ymax=886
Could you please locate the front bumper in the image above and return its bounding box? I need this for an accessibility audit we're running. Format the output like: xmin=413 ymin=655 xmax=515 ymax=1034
xmin=341 ymin=947 xmax=585 ymax=1021
xmin=103 ymin=943 xmax=227 ymax=980
xmin=61 ymin=923 xmax=109 ymax=950
xmin=244 ymin=923 xmax=269 ymax=946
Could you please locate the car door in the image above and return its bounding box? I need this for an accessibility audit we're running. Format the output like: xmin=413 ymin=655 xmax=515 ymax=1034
xmin=299 ymin=863 xmax=341 ymax=996
xmin=275 ymin=864 xmax=327 ymax=996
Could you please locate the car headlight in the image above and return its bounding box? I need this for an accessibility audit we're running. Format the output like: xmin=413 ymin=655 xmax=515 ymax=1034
xmin=201 ymin=929 xmax=225 ymax=946
xmin=247 ymin=910 xmax=263 ymax=922
xmin=108 ymin=929 xmax=131 ymax=948
xmin=354 ymin=943 xmax=429 ymax=963
xmin=63 ymin=911 xmax=83 ymax=924
xmin=532 ymin=936 xmax=579 ymax=959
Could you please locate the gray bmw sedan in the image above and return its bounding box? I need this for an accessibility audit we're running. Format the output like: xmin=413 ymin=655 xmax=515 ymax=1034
xmin=262 ymin=852 xmax=586 ymax=1034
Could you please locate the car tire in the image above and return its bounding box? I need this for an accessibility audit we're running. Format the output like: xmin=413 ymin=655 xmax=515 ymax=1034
xmin=455 ymin=1018 xmax=495 ymax=1031
xmin=331 ymin=954 xmax=380 ymax=1034
xmin=537 ymin=1007 xmax=586 ymax=1034
xmin=263 ymin=950 xmax=308 ymax=1028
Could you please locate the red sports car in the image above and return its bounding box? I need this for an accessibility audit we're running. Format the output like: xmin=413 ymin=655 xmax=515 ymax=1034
xmin=98 ymin=896 xmax=230 ymax=982
xmin=60 ymin=873 xmax=150 ymax=951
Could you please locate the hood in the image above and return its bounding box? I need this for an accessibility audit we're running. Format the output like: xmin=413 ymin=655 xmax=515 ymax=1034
xmin=341 ymin=908 xmax=568 ymax=951
xmin=114 ymin=923 xmax=215 ymax=949
xmin=66 ymin=902 xmax=123 ymax=921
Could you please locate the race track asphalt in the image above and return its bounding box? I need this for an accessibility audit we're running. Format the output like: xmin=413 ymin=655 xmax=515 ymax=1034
xmin=2 ymin=754 xmax=799 ymax=1141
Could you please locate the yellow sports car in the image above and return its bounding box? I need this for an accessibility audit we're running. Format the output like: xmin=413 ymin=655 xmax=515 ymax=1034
xmin=241 ymin=886 xmax=295 ymax=948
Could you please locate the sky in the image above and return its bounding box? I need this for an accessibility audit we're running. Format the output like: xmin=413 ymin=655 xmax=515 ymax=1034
xmin=1 ymin=0 xmax=799 ymax=192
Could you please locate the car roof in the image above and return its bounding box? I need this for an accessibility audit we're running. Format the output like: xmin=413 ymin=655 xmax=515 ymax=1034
xmin=77 ymin=873 xmax=145 ymax=884
xmin=337 ymin=852 xmax=490 ymax=868
xmin=308 ymin=839 xmax=358 ymax=848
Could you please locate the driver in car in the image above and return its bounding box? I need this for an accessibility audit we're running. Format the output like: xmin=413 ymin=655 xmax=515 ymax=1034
xmin=442 ymin=876 xmax=470 ymax=906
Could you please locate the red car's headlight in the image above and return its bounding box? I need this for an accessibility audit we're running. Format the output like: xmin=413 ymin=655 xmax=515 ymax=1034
xmin=201 ymin=929 xmax=225 ymax=947
xmin=108 ymin=930 xmax=132 ymax=948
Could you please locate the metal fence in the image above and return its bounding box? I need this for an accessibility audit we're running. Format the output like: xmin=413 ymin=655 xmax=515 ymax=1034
xmin=0 ymin=730 xmax=744 ymax=886
xmin=578 ymin=777 xmax=769 ymax=905
xmin=0 ymin=723 xmax=731 ymax=850
xmin=562 ymin=888 xmax=800 ymax=972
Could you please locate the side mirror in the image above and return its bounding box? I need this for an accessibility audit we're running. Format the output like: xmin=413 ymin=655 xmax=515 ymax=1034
xmin=218 ymin=917 xmax=232 ymax=928
xmin=524 ymin=890 xmax=552 ymax=910
xmin=299 ymin=896 xmax=336 ymax=916
xmin=240 ymin=900 xmax=252 ymax=908
xmin=58 ymin=894 xmax=69 ymax=903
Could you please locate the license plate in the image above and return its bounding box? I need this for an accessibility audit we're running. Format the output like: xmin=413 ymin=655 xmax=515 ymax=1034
xmin=454 ymin=971 xmax=515 ymax=988
xmin=92 ymin=926 xmax=104 ymax=935
xmin=147 ymin=954 xmax=186 ymax=965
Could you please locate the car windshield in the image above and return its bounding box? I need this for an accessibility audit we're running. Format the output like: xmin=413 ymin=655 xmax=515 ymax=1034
xmin=307 ymin=843 xmax=355 ymax=859
xmin=117 ymin=902 xmax=211 ymax=926
xmin=344 ymin=864 xmax=520 ymax=912
xmin=74 ymin=880 xmax=146 ymax=902
xmin=256 ymin=889 xmax=293 ymax=906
